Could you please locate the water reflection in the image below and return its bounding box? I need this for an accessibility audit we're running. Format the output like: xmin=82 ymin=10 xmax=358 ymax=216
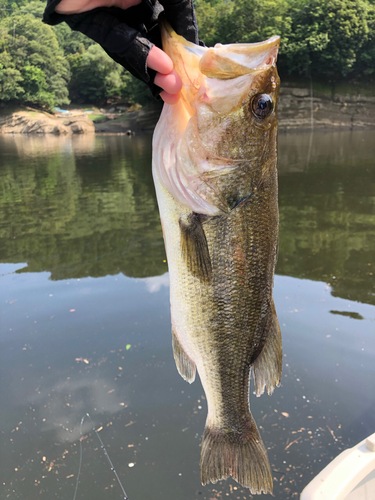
xmin=1 ymin=131 xmax=375 ymax=500
xmin=0 ymin=134 xmax=167 ymax=279
xmin=330 ymin=310 xmax=364 ymax=320
xmin=1 ymin=133 xmax=96 ymax=158
xmin=1 ymin=270 xmax=374 ymax=500
xmin=277 ymin=131 xmax=375 ymax=306
xmin=1 ymin=131 xmax=374 ymax=304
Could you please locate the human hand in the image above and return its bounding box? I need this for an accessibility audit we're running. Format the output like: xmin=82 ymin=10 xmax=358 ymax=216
xmin=50 ymin=0 xmax=186 ymax=103
xmin=146 ymin=45 xmax=182 ymax=104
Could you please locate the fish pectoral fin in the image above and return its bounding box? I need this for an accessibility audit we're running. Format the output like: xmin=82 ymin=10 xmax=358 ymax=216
xmin=200 ymin=414 xmax=273 ymax=494
xmin=252 ymin=300 xmax=282 ymax=397
xmin=172 ymin=327 xmax=196 ymax=384
xmin=179 ymin=213 xmax=212 ymax=283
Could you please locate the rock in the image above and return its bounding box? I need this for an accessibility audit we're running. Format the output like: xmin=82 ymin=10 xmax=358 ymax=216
xmin=291 ymin=88 xmax=310 ymax=98
xmin=62 ymin=115 xmax=95 ymax=134
xmin=278 ymin=86 xmax=375 ymax=131
xmin=0 ymin=111 xmax=94 ymax=135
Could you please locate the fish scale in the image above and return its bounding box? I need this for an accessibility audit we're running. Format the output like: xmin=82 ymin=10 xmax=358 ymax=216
xmin=153 ymin=20 xmax=282 ymax=495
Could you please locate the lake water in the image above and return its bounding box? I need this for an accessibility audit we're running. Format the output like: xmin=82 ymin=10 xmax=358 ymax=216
xmin=0 ymin=130 xmax=374 ymax=500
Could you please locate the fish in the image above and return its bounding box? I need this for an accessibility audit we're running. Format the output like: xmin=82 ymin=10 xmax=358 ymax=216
xmin=152 ymin=21 xmax=282 ymax=495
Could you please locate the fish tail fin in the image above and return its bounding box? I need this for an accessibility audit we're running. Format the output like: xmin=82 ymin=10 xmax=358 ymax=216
xmin=200 ymin=414 xmax=273 ymax=494
xmin=253 ymin=300 xmax=282 ymax=397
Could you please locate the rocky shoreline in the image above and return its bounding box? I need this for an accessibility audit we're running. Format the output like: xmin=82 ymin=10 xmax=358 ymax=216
xmin=278 ymin=85 xmax=375 ymax=132
xmin=1 ymin=84 xmax=374 ymax=135
xmin=0 ymin=110 xmax=95 ymax=135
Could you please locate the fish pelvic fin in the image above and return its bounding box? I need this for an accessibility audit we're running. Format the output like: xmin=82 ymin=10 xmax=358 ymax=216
xmin=179 ymin=213 xmax=212 ymax=283
xmin=253 ymin=300 xmax=283 ymax=397
xmin=200 ymin=415 xmax=273 ymax=494
xmin=172 ymin=327 xmax=196 ymax=384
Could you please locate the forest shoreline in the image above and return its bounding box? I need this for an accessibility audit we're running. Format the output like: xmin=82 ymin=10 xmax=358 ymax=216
xmin=1 ymin=83 xmax=375 ymax=135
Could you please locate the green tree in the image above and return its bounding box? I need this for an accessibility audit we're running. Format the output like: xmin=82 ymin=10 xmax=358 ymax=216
xmin=0 ymin=0 xmax=40 ymax=20
xmin=21 ymin=64 xmax=54 ymax=107
xmin=0 ymin=12 xmax=70 ymax=106
xmin=0 ymin=49 xmax=24 ymax=100
xmin=19 ymin=1 xmax=44 ymax=17
xmin=52 ymin=22 xmax=94 ymax=56
xmin=195 ymin=0 xmax=234 ymax=46
xmin=356 ymin=0 xmax=375 ymax=74
xmin=227 ymin=0 xmax=291 ymax=44
xmin=68 ymin=44 xmax=132 ymax=104
xmin=196 ymin=0 xmax=292 ymax=46
xmin=282 ymin=0 xmax=369 ymax=79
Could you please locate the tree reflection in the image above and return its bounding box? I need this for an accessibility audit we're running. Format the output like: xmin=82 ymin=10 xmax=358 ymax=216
xmin=0 ymin=131 xmax=374 ymax=304
xmin=277 ymin=131 xmax=375 ymax=306
xmin=0 ymin=134 xmax=167 ymax=279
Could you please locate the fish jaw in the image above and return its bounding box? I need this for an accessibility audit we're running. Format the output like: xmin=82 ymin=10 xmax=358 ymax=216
xmin=153 ymin=63 xmax=280 ymax=217
xmin=155 ymin=21 xmax=280 ymax=216
xmin=161 ymin=20 xmax=279 ymax=113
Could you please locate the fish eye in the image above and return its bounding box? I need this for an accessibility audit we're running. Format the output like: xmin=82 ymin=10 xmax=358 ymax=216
xmin=251 ymin=94 xmax=273 ymax=119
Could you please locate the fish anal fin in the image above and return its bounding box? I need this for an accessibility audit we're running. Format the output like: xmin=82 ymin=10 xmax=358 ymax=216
xmin=200 ymin=414 xmax=273 ymax=494
xmin=179 ymin=213 xmax=212 ymax=283
xmin=172 ymin=327 xmax=196 ymax=384
xmin=253 ymin=301 xmax=282 ymax=397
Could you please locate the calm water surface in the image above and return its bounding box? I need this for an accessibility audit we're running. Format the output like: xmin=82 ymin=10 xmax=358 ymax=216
xmin=0 ymin=131 xmax=374 ymax=500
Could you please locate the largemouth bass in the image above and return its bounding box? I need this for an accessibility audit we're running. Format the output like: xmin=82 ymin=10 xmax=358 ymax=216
xmin=152 ymin=23 xmax=282 ymax=495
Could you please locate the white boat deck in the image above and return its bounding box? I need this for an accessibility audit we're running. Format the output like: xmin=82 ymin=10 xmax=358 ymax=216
xmin=346 ymin=469 xmax=375 ymax=500
xmin=300 ymin=433 xmax=375 ymax=500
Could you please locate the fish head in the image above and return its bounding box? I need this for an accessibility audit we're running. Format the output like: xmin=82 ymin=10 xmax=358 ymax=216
xmin=156 ymin=22 xmax=280 ymax=215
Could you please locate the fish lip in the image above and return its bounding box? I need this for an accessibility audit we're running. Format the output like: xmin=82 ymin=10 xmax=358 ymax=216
xmin=161 ymin=17 xmax=281 ymax=75
xmin=199 ymin=36 xmax=280 ymax=80
xmin=217 ymin=36 xmax=280 ymax=51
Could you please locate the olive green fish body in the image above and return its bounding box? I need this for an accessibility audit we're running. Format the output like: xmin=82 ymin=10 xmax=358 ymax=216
xmin=152 ymin=24 xmax=282 ymax=495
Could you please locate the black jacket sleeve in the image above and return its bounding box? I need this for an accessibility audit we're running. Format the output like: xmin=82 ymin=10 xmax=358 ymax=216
xmin=43 ymin=0 xmax=200 ymax=98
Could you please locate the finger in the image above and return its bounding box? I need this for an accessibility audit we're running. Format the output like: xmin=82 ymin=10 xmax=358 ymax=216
xmin=55 ymin=0 xmax=141 ymax=15
xmin=154 ymin=69 xmax=183 ymax=95
xmin=160 ymin=91 xmax=180 ymax=105
xmin=146 ymin=45 xmax=173 ymax=75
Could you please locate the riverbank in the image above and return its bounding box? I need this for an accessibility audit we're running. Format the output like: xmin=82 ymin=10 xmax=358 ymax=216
xmin=93 ymin=85 xmax=375 ymax=133
xmin=0 ymin=108 xmax=95 ymax=135
xmin=279 ymin=82 xmax=375 ymax=131
xmin=1 ymin=82 xmax=374 ymax=134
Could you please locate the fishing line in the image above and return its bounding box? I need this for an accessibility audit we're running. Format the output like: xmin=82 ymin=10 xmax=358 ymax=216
xmin=72 ymin=413 xmax=129 ymax=500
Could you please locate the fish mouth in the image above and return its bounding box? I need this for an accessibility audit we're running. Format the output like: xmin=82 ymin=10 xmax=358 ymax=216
xmin=161 ymin=20 xmax=280 ymax=81
xmin=200 ymin=36 xmax=280 ymax=80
